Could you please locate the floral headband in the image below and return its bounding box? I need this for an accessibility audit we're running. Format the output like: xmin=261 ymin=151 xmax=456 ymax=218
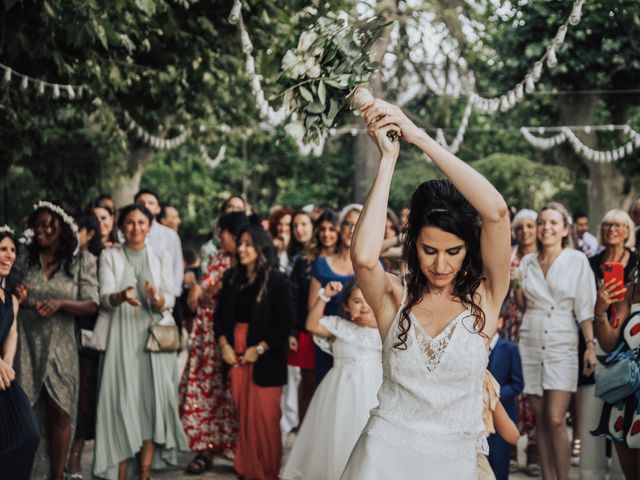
xmin=0 ymin=225 xmax=15 ymax=235
xmin=33 ymin=201 xmax=78 ymax=232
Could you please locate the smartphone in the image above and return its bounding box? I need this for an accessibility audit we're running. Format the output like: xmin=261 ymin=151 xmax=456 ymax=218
xmin=603 ymin=262 xmax=625 ymax=301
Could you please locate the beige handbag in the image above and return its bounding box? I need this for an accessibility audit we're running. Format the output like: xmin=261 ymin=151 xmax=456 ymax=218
xmin=146 ymin=323 xmax=181 ymax=352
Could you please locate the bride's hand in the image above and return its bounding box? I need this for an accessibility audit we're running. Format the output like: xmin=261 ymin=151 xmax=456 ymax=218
xmin=362 ymin=99 xmax=423 ymax=145
xmin=369 ymin=124 xmax=400 ymax=160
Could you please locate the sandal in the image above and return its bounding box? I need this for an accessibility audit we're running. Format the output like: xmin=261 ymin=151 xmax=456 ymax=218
xmin=140 ymin=464 xmax=153 ymax=480
xmin=525 ymin=463 xmax=541 ymax=477
xmin=186 ymin=453 xmax=213 ymax=475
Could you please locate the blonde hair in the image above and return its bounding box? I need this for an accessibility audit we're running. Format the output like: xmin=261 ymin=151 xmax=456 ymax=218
xmin=599 ymin=209 xmax=636 ymax=248
xmin=537 ymin=202 xmax=576 ymax=249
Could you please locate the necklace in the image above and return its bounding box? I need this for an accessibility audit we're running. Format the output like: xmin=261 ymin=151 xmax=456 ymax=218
xmin=538 ymin=250 xmax=561 ymax=268
xmin=607 ymin=248 xmax=626 ymax=264
xmin=428 ymin=287 xmax=446 ymax=297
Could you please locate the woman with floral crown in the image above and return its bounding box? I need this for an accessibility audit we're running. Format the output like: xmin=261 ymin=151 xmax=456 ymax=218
xmin=15 ymin=202 xmax=99 ymax=480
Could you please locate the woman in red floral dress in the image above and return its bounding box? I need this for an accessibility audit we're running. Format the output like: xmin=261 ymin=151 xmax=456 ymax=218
xmin=500 ymin=209 xmax=539 ymax=475
xmin=179 ymin=212 xmax=248 ymax=474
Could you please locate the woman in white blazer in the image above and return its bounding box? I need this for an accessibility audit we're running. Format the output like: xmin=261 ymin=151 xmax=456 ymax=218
xmin=93 ymin=204 xmax=187 ymax=480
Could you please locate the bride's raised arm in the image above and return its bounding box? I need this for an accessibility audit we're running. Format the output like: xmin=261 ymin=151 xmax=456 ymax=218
xmin=363 ymin=100 xmax=511 ymax=334
xmin=350 ymin=124 xmax=405 ymax=341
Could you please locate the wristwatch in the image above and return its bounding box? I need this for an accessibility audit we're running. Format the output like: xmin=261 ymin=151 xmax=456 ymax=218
xmin=256 ymin=344 xmax=266 ymax=356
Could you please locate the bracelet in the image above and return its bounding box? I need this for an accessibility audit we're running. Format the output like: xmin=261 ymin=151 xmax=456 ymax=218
xmin=595 ymin=313 xmax=608 ymax=324
xmin=317 ymin=288 xmax=331 ymax=303
xmin=586 ymin=338 xmax=597 ymax=346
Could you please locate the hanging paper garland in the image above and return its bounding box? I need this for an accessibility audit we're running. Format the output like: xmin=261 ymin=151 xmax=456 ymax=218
xmin=123 ymin=111 xmax=191 ymax=150
xmin=435 ymin=96 xmax=474 ymax=154
xmin=472 ymin=0 xmax=583 ymax=115
xmin=437 ymin=0 xmax=585 ymax=153
xmin=201 ymin=144 xmax=227 ymax=169
xmin=521 ymin=125 xmax=640 ymax=163
xmin=0 ymin=62 xmax=85 ymax=100
xmin=228 ymin=0 xmax=286 ymax=127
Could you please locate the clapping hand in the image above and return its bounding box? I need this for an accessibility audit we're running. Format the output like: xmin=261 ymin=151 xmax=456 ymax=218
xmin=145 ymin=281 xmax=163 ymax=308
xmin=122 ymin=286 xmax=142 ymax=307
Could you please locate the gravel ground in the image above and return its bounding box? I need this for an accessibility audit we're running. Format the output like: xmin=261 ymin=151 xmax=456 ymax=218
xmin=77 ymin=435 xmax=586 ymax=479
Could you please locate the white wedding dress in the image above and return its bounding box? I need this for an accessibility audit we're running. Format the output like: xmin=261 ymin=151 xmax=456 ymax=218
xmin=281 ymin=316 xmax=382 ymax=480
xmin=340 ymin=286 xmax=488 ymax=480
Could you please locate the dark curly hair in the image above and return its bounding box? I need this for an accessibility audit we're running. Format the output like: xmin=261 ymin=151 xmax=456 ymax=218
xmin=27 ymin=202 xmax=78 ymax=278
xmin=396 ymin=179 xmax=486 ymax=350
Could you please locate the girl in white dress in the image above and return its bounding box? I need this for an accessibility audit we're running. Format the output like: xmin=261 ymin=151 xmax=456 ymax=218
xmin=281 ymin=279 xmax=382 ymax=480
xmin=341 ymin=100 xmax=511 ymax=480
xmin=515 ymin=202 xmax=597 ymax=480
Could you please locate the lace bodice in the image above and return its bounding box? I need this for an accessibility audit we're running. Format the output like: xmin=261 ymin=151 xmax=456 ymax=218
xmin=363 ymin=288 xmax=488 ymax=459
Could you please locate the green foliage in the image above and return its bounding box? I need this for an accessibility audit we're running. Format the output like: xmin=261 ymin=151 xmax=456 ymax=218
xmin=139 ymin=131 xmax=354 ymax=240
xmin=469 ymin=154 xmax=585 ymax=212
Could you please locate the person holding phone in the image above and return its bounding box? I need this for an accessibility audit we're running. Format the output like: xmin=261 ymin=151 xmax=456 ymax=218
xmin=567 ymin=209 xmax=638 ymax=475
xmin=590 ymin=209 xmax=638 ymax=290
xmin=514 ymin=202 xmax=597 ymax=480
xmin=591 ymin=269 xmax=640 ymax=479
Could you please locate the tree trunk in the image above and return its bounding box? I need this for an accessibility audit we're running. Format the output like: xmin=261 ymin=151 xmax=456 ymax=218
xmin=352 ymin=0 xmax=396 ymax=203
xmin=110 ymin=148 xmax=154 ymax=207
xmin=556 ymin=93 xmax=635 ymax=228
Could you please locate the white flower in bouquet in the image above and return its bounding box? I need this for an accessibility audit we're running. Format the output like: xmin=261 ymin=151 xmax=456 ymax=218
xmin=278 ymin=13 xmax=394 ymax=145
xmin=304 ymin=58 xmax=321 ymax=78
xmin=282 ymin=50 xmax=307 ymax=79
xmin=284 ymin=121 xmax=306 ymax=142
xmin=297 ymin=31 xmax=318 ymax=51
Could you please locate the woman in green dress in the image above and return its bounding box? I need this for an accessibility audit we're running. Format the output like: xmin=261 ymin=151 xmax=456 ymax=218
xmin=15 ymin=201 xmax=99 ymax=480
xmin=93 ymin=204 xmax=187 ymax=480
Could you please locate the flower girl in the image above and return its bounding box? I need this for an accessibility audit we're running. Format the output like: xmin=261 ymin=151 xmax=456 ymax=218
xmin=281 ymin=280 xmax=382 ymax=480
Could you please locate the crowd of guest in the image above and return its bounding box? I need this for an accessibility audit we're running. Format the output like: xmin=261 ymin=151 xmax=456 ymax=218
xmin=1 ymin=190 xmax=640 ymax=479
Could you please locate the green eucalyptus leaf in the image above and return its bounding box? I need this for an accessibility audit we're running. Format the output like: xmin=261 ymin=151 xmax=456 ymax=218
xmin=318 ymin=80 xmax=326 ymax=105
xmin=307 ymin=102 xmax=325 ymax=114
xmin=299 ymin=86 xmax=314 ymax=102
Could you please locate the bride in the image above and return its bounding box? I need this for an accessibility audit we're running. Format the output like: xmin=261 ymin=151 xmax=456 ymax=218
xmin=340 ymin=100 xmax=511 ymax=479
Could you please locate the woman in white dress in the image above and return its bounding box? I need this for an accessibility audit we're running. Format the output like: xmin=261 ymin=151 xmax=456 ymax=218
xmin=282 ymin=279 xmax=382 ymax=480
xmin=515 ymin=202 xmax=597 ymax=480
xmin=341 ymin=100 xmax=511 ymax=479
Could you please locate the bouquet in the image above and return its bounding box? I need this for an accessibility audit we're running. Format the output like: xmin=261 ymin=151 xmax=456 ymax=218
xmin=279 ymin=12 xmax=397 ymax=145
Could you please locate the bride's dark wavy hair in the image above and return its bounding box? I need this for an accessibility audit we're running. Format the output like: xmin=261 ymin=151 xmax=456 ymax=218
xmin=396 ymin=179 xmax=486 ymax=350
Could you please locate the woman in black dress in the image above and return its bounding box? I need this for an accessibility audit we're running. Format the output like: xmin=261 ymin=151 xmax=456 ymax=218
xmin=0 ymin=226 xmax=39 ymax=479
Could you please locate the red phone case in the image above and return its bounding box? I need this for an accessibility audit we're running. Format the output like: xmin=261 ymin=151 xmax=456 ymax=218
xmin=603 ymin=261 xmax=625 ymax=301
